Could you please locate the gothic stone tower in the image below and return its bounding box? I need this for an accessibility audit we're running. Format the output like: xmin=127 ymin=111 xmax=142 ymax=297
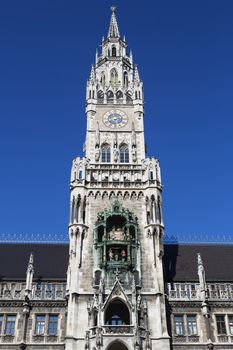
xmin=66 ymin=7 xmax=170 ymax=350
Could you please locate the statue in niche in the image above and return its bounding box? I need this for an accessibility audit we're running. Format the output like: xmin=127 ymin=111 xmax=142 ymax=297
xmin=113 ymin=145 xmax=119 ymax=162
xmin=120 ymin=249 xmax=126 ymax=261
xmin=132 ymin=146 xmax=137 ymax=162
xmin=95 ymin=146 xmax=100 ymax=161
xmin=108 ymin=248 xmax=114 ymax=261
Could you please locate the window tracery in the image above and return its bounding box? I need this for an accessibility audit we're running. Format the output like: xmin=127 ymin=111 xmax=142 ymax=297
xmin=119 ymin=144 xmax=129 ymax=163
xmin=101 ymin=144 xmax=111 ymax=163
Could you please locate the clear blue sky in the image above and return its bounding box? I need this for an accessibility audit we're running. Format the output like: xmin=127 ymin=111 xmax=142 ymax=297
xmin=0 ymin=0 xmax=233 ymax=242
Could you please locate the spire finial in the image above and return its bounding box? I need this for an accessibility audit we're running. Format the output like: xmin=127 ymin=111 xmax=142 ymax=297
xmin=108 ymin=5 xmax=120 ymax=38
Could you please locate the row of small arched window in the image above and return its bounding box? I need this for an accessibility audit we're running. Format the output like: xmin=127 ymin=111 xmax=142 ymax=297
xmin=101 ymin=144 xmax=129 ymax=163
xmin=97 ymin=90 xmax=133 ymax=104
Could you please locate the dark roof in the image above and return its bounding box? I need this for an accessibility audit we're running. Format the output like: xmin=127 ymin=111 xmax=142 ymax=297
xmin=0 ymin=242 xmax=233 ymax=282
xmin=164 ymin=244 xmax=233 ymax=282
xmin=0 ymin=243 xmax=69 ymax=281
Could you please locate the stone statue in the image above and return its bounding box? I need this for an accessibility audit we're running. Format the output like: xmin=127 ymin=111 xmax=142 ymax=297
xmin=95 ymin=146 xmax=100 ymax=161
xmin=120 ymin=249 xmax=126 ymax=261
xmin=132 ymin=146 xmax=137 ymax=162
xmin=108 ymin=248 xmax=114 ymax=260
xmin=113 ymin=145 xmax=119 ymax=162
xmin=109 ymin=226 xmax=116 ymax=240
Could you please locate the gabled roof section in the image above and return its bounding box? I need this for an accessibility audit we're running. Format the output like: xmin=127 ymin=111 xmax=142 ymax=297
xmin=108 ymin=6 xmax=120 ymax=38
xmin=103 ymin=278 xmax=131 ymax=309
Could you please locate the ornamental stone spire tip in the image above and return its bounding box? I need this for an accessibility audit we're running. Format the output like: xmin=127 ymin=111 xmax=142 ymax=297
xmin=108 ymin=6 xmax=120 ymax=38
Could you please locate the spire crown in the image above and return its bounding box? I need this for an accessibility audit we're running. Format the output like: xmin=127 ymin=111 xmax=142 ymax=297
xmin=108 ymin=6 xmax=120 ymax=38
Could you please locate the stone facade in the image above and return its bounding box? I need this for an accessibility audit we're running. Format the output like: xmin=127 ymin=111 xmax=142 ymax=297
xmin=0 ymin=6 xmax=233 ymax=350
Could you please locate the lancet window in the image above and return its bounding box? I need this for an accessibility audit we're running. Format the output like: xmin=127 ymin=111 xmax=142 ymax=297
xmin=119 ymin=144 xmax=129 ymax=163
xmin=116 ymin=90 xmax=123 ymax=102
xmin=112 ymin=46 xmax=116 ymax=57
xmin=123 ymin=72 xmax=128 ymax=87
xmin=97 ymin=90 xmax=104 ymax=103
xmin=107 ymin=90 xmax=114 ymax=103
xmin=101 ymin=144 xmax=111 ymax=163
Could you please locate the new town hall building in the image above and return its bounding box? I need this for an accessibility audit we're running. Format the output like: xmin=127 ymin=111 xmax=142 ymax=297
xmin=1 ymin=7 xmax=233 ymax=350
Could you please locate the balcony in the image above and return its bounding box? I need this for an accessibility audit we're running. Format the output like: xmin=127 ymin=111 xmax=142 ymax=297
xmin=103 ymin=325 xmax=133 ymax=334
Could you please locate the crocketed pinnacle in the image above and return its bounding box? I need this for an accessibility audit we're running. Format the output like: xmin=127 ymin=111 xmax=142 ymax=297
xmin=89 ymin=64 xmax=95 ymax=81
xmin=108 ymin=6 xmax=120 ymax=38
xmin=134 ymin=65 xmax=140 ymax=82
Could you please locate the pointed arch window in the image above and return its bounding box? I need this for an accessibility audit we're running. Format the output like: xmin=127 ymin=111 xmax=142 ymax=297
xmin=126 ymin=91 xmax=133 ymax=105
xmin=105 ymin=299 xmax=130 ymax=325
xmin=116 ymin=90 xmax=123 ymax=100
xmin=112 ymin=46 xmax=116 ymax=57
xmin=97 ymin=90 xmax=104 ymax=103
xmin=123 ymin=72 xmax=128 ymax=88
xmin=120 ymin=144 xmax=129 ymax=163
xmin=101 ymin=144 xmax=111 ymax=163
xmin=107 ymin=90 xmax=114 ymax=103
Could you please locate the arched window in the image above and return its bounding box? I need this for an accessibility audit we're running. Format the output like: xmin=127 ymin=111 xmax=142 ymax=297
xmin=105 ymin=299 xmax=130 ymax=325
xmin=120 ymin=144 xmax=129 ymax=163
xmin=107 ymin=342 xmax=128 ymax=350
xmin=107 ymin=90 xmax=114 ymax=103
xmin=97 ymin=90 xmax=104 ymax=103
xmin=112 ymin=46 xmax=116 ymax=57
xmin=123 ymin=72 xmax=128 ymax=87
xmin=101 ymin=144 xmax=111 ymax=162
xmin=110 ymin=69 xmax=118 ymax=87
xmin=116 ymin=90 xmax=123 ymax=101
xmin=126 ymin=92 xmax=133 ymax=105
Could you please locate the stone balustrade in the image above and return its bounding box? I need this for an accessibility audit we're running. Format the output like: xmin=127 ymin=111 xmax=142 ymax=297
xmin=102 ymin=325 xmax=133 ymax=334
xmin=0 ymin=282 xmax=66 ymax=300
xmin=167 ymin=282 xmax=233 ymax=301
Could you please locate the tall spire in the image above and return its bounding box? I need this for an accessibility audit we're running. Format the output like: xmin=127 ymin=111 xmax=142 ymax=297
xmin=108 ymin=6 xmax=120 ymax=38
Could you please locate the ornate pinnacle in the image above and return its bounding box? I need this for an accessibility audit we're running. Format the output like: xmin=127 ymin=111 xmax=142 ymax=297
xmin=108 ymin=5 xmax=120 ymax=38
xmin=27 ymin=253 xmax=34 ymax=272
xmin=197 ymin=252 xmax=203 ymax=266
xmin=134 ymin=64 xmax=140 ymax=82
xmin=89 ymin=64 xmax=95 ymax=81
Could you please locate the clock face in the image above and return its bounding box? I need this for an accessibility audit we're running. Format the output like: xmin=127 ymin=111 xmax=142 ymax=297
xmin=103 ymin=110 xmax=128 ymax=129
